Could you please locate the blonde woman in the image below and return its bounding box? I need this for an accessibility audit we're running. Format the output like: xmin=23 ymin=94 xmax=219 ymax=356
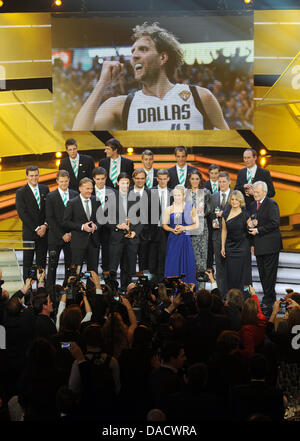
xmin=221 ymin=190 xmax=252 ymax=294
xmin=162 ymin=185 xmax=198 ymax=285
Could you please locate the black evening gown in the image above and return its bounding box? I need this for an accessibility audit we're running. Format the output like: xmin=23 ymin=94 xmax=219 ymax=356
xmin=223 ymin=208 xmax=252 ymax=293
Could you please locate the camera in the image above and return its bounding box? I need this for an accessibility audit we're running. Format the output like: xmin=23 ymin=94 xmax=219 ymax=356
xmin=279 ymin=298 xmax=288 ymax=309
xmin=28 ymin=265 xmax=42 ymax=280
xmin=196 ymin=271 xmax=210 ymax=283
xmin=60 ymin=342 xmax=71 ymax=350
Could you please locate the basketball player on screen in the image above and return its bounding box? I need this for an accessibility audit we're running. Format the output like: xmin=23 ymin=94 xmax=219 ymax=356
xmin=72 ymin=22 xmax=229 ymax=131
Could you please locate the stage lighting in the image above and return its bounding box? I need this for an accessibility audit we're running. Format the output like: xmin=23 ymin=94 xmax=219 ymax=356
xmin=259 ymin=156 xmax=267 ymax=168
xmin=127 ymin=147 xmax=134 ymax=154
xmin=55 ymin=152 xmax=62 ymax=158
xmin=56 ymin=159 xmax=61 ymax=167
xmin=243 ymin=0 xmax=253 ymax=4
xmin=0 ymin=1 xmax=4 ymax=7
xmin=259 ymin=149 xmax=267 ymax=156
xmin=53 ymin=0 xmax=62 ymax=6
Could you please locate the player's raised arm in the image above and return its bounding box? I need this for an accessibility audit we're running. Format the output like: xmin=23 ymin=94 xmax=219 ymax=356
xmin=197 ymin=86 xmax=229 ymax=130
xmin=72 ymin=60 xmax=125 ymax=130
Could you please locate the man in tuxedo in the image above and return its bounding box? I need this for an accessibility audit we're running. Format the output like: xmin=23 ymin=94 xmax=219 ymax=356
xmin=16 ymin=165 xmax=49 ymax=280
xmin=235 ymin=148 xmax=275 ymax=210
xmin=129 ymin=168 xmax=151 ymax=273
xmin=148 ymin=169 xmax=172 ymax=282
xmin=92 ymin=167 xmax=117 ymax=272
xmin=45 ymin=170 xmax=78 ymax=289
xmin=204 ymin=164 xmax=220 ymax=268
xmin=248 ymin=181 xmax=282 ymax=315
xmin=99 ymin=138 xmax=134 ymax=188
xmin=63 ymin=178 xmax=100 ymax=273
xmin=108 ymin=173 xmax=144 ymax=290
xmin=59 ymin=138 xmax=95 ymax=191
xmin=204 ymin=164 xmax=220 ymax=194
xmin=210 ymin=171 xmax=232 ymax=298
xmin=168 ymin=146 xmax=197 ymax=189
xmin=141 ymin=149 xmax=158 ymax=189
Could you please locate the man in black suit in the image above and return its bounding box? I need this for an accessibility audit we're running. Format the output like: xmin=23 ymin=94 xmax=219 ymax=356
xmin=204 ymin=164 xmax=220 ymax=194
xmin=59 ymin=138 xmax=95 ymax=191
xmin=168 ymin=146 xmax=197 ymax=189
xmin=63 ymin=178 xmax=100 ymax=273
xmin=108 ymin=173 xmax=146 ymax=290
xmin=150 ymin=341 xmax=186 ymax=412
xmin=209 ymin=171 xmax=232 ymax=298
xmin=141 ymin=149 xmax=158 ymax=189
xmin=204 ymin=164 xmax=220 ymax=268
xmin=130 ymin=168 xmax=151 ymax=272
xmin=92 ymin=167 xmax=117 ymax=272
xmin=45 ymin=170 xmax=78 ymax=289
xmin=16 ymin=165 xmax=49 ymax=280
xmin=148 ymin=169 xmax=172 ymax=282
xmin=99 ymin=138 xmax=134 ymax=188
xmin=248 ymin=181 xmax=282 ymax=315
xmin=235 ymin=148 xmax=275 ymax=210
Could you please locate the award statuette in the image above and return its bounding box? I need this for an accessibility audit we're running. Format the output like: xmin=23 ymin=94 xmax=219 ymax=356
xmin=212 ymin=207 xmax=220 ymax=229
xmin=248 ymin=213 xmax=257 ymax=231
xmin=124 ymin=217 xmax=132 ymax=238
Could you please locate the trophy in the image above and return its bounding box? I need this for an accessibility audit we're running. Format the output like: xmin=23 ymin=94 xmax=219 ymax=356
xmin=248 ymin=213 xmax=257 ymax=231
xmin=124 ymin=217 xmax=132 ymax=238
xmin=174 ymin=212 xmax=182 ymax=233
xmin=212 ymin=207 xmax=220 ymax=229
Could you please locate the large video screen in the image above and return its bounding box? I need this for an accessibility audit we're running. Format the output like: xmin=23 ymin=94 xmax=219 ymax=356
xmin=52 ymin=12 xmax=253 ymax=132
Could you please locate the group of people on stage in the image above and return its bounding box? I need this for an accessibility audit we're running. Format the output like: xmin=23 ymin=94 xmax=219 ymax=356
xmin=15 ymin=138 xmax=282 ymax=316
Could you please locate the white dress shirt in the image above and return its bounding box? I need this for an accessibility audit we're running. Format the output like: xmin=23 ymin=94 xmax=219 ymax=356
xmin=109 ymin=155 xmax=121 ymax=181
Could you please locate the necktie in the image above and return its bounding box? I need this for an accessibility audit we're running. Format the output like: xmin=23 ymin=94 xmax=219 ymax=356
xmin=247 ymin=169 xmax=252 ymax=184
xmin=146 ymin=172 xmax=151 ymax=188
xmin=97 ymin=190 xmax=104 ymax=207
xmin=257 ymin=201 xmax=261 ymax=211
xmin=179 ymin=168 xmax=185 ymax=185
xmin=221 ymin=193 xmax=226 ymax=209
xmin=111 ymin=160 xmax=118 ymax=186
xmin=160 ymin=191 xmax=165 ymax=226
xmin=62 ymin=191 xmax=68 ymax=207
xmin=212 ymin=182 xmax=218 ymax=194
xmin=72 ymin=159 xmax=78 ymax=178
xmin=84 ymin=199 xmax=91 ymax=220
xmin=34 ymin=187 xmax=41 ymax=209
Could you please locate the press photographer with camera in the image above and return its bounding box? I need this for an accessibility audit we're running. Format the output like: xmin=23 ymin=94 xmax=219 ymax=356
xmin=2 ymin=276 xmax=36 ymax=397
xmin=266 ymin=296 xmax=300 ymax=364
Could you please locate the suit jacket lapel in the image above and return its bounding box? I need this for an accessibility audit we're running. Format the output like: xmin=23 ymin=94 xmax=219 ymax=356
xmin=27 ymin=184 xmax=40 ymax=210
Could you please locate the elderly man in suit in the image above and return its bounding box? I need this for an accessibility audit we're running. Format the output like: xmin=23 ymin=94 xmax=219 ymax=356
xmin=99 ymin=138 xmax=134 ymax=189
xmin=45 ymin=170 xmax=78 ymax=289
xmin=210 ymin=171 xmax=232 ymax=298
xmin=235 ymin=148 xmax=275 ymax=210
xmin=59 ymin=138 xmax=95 ymax=191
xmin=248 ymin=181 xmax=282 ymax=316
xmin=168 ymin=146 xmax=197 ymax=189
xmin=63 ymin=178 xmax=100 ymax=273
xmin=16 ymin=165 xmax=49 ymax=280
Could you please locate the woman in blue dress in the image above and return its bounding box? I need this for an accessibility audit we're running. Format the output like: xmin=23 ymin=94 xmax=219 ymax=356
xmin=162 ymin=185 xmax=198 ymax=286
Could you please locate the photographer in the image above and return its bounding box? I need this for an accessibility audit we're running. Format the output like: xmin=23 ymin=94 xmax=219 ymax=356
xmin=55 ymin=280 xmax=93 ymax=332
xmin=266 ymin=298 xmax=300 ymax=364
xmin=2 ymin=277 xmax=36 ymax=396
xmin=102 ymin=295 xmax=137 ymax=359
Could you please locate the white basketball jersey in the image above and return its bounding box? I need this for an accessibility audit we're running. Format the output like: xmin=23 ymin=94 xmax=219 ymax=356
xmin=125 ymin=84 xmax=207 ymax=131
